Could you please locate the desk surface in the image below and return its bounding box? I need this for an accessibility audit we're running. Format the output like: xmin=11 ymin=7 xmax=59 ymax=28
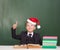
xmin=0 ymin=46 xmax=60 ymax=50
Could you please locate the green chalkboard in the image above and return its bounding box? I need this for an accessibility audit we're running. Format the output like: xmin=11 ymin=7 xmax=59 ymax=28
xmin=0 ymin=0 xmax=60 ymax=45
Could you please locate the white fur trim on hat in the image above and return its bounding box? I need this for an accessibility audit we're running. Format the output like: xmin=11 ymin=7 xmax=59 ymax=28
xmin=37 ymin=25 xmax=41 ymax=29
xmin=27 ymin=19 xmax=36 ymax=25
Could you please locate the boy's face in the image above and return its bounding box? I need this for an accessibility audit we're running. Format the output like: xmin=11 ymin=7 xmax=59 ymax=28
xmin=26 ymin=22 xmax=36 ymax=32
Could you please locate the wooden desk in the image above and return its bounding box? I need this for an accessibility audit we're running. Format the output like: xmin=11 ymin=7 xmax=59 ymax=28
xmin=0 ymin=45 xmax=60 ymax=50
xmin=13 ymin=44 xmax=41 ymax=49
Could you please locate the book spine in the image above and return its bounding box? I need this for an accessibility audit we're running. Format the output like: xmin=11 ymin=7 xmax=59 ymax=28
xmin=42 ymin=46 xmax=56 ymax=48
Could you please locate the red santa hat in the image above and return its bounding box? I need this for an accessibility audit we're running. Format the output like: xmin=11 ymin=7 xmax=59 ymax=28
xmin=27 ymin=17 xmax=41 ymax=29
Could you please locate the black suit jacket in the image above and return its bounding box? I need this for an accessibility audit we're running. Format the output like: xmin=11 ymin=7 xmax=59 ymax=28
xmin=11 ymin=28 xmax=42 ymax=45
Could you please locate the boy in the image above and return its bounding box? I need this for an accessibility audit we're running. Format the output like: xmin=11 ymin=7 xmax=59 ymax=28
xmin=11 ymin=17 xmax=42 ymax=45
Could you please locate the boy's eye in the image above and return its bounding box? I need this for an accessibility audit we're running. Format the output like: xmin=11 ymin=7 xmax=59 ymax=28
xmin=26 ymin=25 xmax=29 ymax=26
xmin=31 ymin=25 xmax=33 ymax=26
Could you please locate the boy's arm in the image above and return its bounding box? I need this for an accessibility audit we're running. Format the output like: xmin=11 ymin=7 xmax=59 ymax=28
xmin=37 ymin=33 xmax=42 ymax=45
xmin=39 ymin=36 xmax=42 ymax=45
xmin=11 ymin=21 xmax=21 ymax=40
xmin=11 ymin=28 xmax=21 ymax=40
xmin=34 ymin=33 xmax=42 ymax=45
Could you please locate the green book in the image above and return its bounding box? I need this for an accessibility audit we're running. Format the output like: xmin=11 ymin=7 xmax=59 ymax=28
xmin=43 ymin=39 xmax=57 ymax=41
xmin=42 ymin=46 xmax=56 ymax=48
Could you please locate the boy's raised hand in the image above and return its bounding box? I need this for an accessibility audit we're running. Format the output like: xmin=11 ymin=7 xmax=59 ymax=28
xmin=12 ymin=21 xmax=18 ymax=29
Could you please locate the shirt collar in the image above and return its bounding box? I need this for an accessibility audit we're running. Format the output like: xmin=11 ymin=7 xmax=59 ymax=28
xmin=27 ymin=32 xmax=34 ymax=37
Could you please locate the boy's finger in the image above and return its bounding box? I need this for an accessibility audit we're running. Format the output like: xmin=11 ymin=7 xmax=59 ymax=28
xmin=16 ymin=21 xmax=18 ymax=25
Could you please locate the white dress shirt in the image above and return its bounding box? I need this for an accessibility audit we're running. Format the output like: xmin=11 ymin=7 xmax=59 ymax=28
xmin=27 ymin=32 xmax=34 ymax=37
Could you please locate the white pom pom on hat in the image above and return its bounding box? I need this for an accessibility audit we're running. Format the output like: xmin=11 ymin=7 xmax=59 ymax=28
xmin=27 ymin=17 xmax=41 ymax=29
xmin=37 ymin=25 xmax=41 ymax=29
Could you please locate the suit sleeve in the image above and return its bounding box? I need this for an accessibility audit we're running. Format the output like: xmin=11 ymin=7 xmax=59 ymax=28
xmin=39 ymin=35 xmax=42 ymax=45
xmin=37 ymin=33 xmax=42 ymax=45
xmin=34 ymin=33 xmax=42 ymax=45
xmin=11 ymin=28 xmax=21 ymax=40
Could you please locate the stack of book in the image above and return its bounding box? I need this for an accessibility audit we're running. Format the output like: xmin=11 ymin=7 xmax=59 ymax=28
xmin=42 ymin=36 xmax=58 ymax=48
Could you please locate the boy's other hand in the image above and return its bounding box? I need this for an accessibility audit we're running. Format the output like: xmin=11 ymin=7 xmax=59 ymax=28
xmin=12 ymin=21 xmax=18 ymax=29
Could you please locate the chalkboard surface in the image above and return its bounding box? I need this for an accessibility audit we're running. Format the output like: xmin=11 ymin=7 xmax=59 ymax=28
xmin=0 ymin=0 xmax=60 ymax=45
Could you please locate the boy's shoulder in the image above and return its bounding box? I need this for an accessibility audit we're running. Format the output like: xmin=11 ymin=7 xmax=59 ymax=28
xmin=34 ymin=32 xmax=40 ymax=35
xmin=20 ymin=31 xmax=27 ymax=34
xmin=33 ymin=32 xmax=40 ymax=37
